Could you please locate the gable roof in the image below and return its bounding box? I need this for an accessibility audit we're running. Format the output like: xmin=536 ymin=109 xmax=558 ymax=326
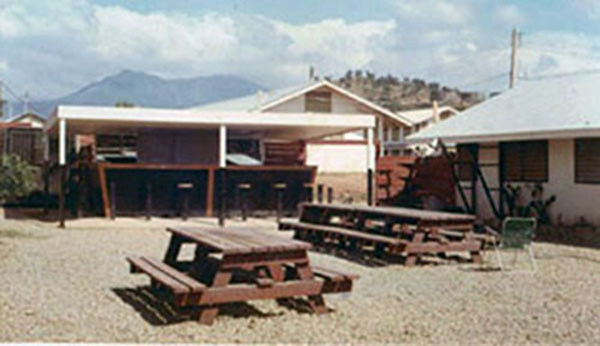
xmin=193 ymin=79 xmax=411 ymax=127
xmin=408 ymin=72 xmax=600 ymax=144
xmin=6 ymin=112 xmax=45 ymax=123
xmin=398 ymin=106 xmax=458 ymax=125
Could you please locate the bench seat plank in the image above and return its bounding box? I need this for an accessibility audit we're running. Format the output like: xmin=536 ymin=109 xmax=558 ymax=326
xmin=282 ymin=221 xmax=407 ymax=247
xmin=127 ymin=256 xmax=205 ymax=293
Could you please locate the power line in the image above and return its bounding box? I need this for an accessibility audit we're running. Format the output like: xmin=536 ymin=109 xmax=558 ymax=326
xmin=0 ymin=80 xmax=42 ymax=116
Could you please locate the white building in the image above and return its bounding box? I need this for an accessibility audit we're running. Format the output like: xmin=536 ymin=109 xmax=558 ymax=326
xmin=409 ymin=72 xmax=600 ymax=225
xmin=194 ymin=79 xmax=411 ymax=172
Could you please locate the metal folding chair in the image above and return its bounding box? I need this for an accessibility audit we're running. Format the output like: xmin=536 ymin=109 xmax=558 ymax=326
xmin=485 ymin=217 xmax=537 ymax=272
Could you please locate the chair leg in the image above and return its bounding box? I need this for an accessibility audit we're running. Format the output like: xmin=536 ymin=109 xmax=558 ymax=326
xmin=528 ymin=244 xmax=538 ymax=273
xmin=494 ymin=244 xmax=504 ymax=271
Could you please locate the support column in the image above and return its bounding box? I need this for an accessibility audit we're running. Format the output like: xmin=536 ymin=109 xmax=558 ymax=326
xmin=58 ymin=119 xmax=66 ymax=228
xmin=43 ymin=134 xmax=50 ymax=216
xmin=367 ymin=127 xmax=375 ymax=206
xmin=218 ymin=125 xmax=227 ymax=227
xmin=377 ymin=117 xmax=384 ymax=157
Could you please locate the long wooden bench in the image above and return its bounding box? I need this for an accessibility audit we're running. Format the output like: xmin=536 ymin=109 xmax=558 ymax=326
xmin=127 ymin=256 xmax=206 ymax=306
xmin=281 ymin=220 xmax=408 ymax=252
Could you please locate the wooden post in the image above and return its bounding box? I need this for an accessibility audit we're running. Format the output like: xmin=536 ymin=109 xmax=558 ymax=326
xmin=43 ymin=161 xmax=50 ymax=216
xmin=58 ymin=165 xmax=65 ymax=228
xmin=218 ymin=169 xmax=226 ymax=227
xmin=109 ymin=181 xmax=116 ymax=220
xmin=305 ymin=184 xmax=313 ymax=203
xmin=317 ymin=184 xmax=323 ymax=203
xmin=470 ymin=144 xmax=478 ymax=215
xmin=178 ymin=183 xmax=193 ymax=221
xmin=274 ymin=183 xmax=286 ymax=223
xmin=327 ymin=187 xmax=333 ymax=204
xmin=238 ymin=183 xmax=251 ymax=222
xmin=145 ymin=180 xmax=152 ymax=220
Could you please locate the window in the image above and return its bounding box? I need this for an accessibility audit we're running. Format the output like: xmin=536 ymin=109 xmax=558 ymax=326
xmin=457 ymin=144 xmax=478 ymax=181
xmin=575 ymin=138 xmax=600 ymax=184
xmin=502 ymin=140 xmax=548 ymax=182
xmin=305 ymin=91 xmax=332 ymax=113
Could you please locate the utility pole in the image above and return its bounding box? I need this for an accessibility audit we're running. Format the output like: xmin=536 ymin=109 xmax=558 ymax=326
xmin=509 ymin=27 xmax=518 ymax=89
xmin=0 ymin=79 xmax=4 ymax=118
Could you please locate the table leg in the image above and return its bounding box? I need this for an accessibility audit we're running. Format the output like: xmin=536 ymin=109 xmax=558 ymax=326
xmin=267 ymin=264 xmax=285 ymax=282
xmin=163 ymin=235 xmax=184 ymax=266
xmin=295 ymin=262 xmax=326 ymax=314
xmin=405 ymin=232 xmax=425 ymax=266
xmin=198 ymin=267 xmax=233 ymax=325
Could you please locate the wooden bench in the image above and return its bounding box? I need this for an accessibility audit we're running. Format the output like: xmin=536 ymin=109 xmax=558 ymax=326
xmin=281 ymin=220 xmax=408 ymax=253
xmin=127 ymin=256 xmax=206 ymax=306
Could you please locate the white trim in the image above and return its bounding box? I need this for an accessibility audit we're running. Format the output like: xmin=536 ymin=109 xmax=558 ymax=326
xmin=367 ymin=127 xmax=375 ymax=170
xmin=219 ymin=125 xmax=227 ymax=168
xmin=48 ymin=106 xmax=374 ymax=130
xmin=407 ymin=127 xmax=600 ymax=145
xmin=58 ymin=119 xmax=66 ymax=166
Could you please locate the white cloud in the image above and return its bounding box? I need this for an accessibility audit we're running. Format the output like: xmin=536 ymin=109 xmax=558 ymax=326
xmin=389 ymin=0 xmax=474 ymax=26
xmin=495 ymin=4 xmax=525 ymax=25
xmin=2 ymin=0 xmax=600 ymax=100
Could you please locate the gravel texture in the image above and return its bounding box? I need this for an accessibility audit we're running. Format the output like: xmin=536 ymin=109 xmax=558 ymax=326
xmin=0 ymin=214 xmax=599 ymax=343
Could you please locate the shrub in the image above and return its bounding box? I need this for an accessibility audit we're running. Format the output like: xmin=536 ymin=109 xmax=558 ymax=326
xmin=0 ymin=154 xmax=37 ymax=204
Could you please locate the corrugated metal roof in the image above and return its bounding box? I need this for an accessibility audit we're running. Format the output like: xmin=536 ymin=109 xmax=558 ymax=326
xmin=408 ymin=72 xmax=600 ymax=143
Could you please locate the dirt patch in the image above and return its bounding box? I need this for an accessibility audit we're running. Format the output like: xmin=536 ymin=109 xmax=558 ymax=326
xmin=314 ymin=172 xmax=367 ymax=203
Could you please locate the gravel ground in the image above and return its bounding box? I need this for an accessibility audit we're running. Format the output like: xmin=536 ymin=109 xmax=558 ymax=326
xmin=0 ymin=214 xmax=599 ymax=344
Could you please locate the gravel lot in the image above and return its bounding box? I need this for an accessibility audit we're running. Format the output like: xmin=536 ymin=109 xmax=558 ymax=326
xmin=0 ymin=214 xmax=599 ymax=344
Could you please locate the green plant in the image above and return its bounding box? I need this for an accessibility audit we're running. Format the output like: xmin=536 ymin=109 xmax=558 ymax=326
xmin=0 ymin=154 xmax=37 ymax=203
xmin=504 ymin=183 xmax=556 ymax=224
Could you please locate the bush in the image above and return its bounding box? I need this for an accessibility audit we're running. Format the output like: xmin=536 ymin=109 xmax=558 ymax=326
xmin=0 ymin=154 xmax=37 ymax=204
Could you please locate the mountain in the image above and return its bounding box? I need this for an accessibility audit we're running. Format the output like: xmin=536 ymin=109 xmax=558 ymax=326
xmin=333 ymin=70 xmax=485 ymax=112
xmin=26 ymin=70 xmax=263 ymax=117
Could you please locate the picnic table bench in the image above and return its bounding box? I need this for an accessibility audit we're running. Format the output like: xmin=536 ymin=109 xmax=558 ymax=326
xmin=280 ymin=203 xmax=488 ymax=265
xmin=127 ymin=226 xmax=357 ymax=325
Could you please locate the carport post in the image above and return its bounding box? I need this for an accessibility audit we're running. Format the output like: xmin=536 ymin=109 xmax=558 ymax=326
xmin=367 ymin=126 xmax=375 ymax=206
xmin=58 ymin=118 xmax=66 ymax=228
xmin=218 ymin=125 xmax=227 ymax=227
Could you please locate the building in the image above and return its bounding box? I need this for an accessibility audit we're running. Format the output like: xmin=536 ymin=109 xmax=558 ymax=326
xmin=194 ymin=79 xmax=411 ymax=172
xmin=385 ymin=104 xmax=459 ymax=156
xmin=408 ymin=72 xmax=600 ymax=225
xmin=43 ymin=105 xmax=375 ymax=224
xmin=0 ymin=112 xmax=45 ymax=165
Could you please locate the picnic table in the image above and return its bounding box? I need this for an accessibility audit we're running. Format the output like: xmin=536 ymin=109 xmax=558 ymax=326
xmin=280 ymin=203 xmax=488 ymax=265
xmin=127 ymin=227 xmax=357 ymax=325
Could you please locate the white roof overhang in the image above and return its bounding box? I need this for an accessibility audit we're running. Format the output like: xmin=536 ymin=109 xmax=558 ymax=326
xmin=45 ymin=105 xmax=375 ymax=141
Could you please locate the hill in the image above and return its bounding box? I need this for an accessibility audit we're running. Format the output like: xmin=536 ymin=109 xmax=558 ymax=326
xmin=333 ymin=70 xmax=485 ymax=111
xmin=27 ymin=70 xmax=263 ymax=116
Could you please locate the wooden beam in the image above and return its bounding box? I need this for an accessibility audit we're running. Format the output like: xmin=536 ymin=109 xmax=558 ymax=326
xmin=98 ymin=165 xmax=110 ymax=218
xmin=206 ymin=167 xmax=215 ymax=217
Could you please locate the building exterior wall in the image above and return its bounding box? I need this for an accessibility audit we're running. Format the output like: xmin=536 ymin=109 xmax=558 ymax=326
xmin=306 ymin=142 xmax=368 ymax=173
xmin=137 ymin=129 xmax=218 ymax=165
xmin=466 ymin=139 xmax=600 ymax=225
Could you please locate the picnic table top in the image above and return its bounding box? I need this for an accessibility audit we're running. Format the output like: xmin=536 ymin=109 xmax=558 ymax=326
xmin=167 ymin=227 xmax=312 ymax=255
xmin=301 ymin=203 xmax=475 ymax=222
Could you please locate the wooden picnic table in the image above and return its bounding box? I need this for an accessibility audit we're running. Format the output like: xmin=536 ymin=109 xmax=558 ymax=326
xmin=127 ymin=227 xmax=357 ymax=325
xmin=281 ymin=203 xmax=485 ymax=265
xmin=300 ymin=202 xmax=476 ymax=232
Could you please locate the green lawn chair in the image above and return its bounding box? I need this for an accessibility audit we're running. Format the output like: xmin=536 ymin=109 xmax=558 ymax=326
xmin=485 ymin=217 xmax=537 ymax=272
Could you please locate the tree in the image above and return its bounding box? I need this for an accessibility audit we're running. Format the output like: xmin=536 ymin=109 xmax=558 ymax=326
xmin=115 ymin=101 xmax=135 ymax=108
xmin=0 ymin=154 xmax=37 ymax=203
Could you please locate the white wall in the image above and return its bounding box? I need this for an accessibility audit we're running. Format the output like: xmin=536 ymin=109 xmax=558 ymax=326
xmin=467 ymin=139 xmax=600 ymax=225
xmin=306 ymin=142 xmax=368 ymax=173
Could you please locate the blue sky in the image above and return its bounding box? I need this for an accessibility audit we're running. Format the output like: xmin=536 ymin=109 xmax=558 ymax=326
xmin=2 ymin=0 xmax=600 ymax=104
